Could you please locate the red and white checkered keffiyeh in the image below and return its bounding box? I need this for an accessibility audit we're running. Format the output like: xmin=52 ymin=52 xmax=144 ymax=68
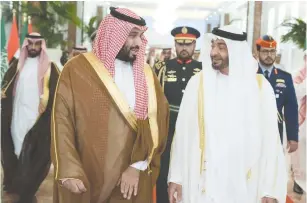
xmin=93 ymin=8 xmax=148 ymax=120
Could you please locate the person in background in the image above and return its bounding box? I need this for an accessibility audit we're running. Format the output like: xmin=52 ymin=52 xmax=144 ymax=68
xmin=256 ymin=35 xmax=299 ymax=152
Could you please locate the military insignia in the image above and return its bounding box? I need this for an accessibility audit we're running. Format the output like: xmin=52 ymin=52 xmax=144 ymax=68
xmin=167 ymin=78 xmax=177 ymax=82
xmin=167 ymin=70 xmax=176 ymax=74
xmin=182 ymin=27 xmax=188 ymax=34
xmin=276 ymin=79 xmax=285 ymax=83
xmin=194 ymin=68 xmax=201 ymax=72
xmin=275 ymin=83 xmax=286 ymax=88
xmin=168 ymin=74 xmax=176 ymax=78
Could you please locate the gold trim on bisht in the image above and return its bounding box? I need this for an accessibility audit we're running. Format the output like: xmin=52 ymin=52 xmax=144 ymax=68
xmin=143 ymin=64 xmax=159 ymax=169
xmin=84 ymin=52 xmax=138 ymax=131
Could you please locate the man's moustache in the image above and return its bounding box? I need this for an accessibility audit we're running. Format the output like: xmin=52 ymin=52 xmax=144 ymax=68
xmin=130 ymin=46 xmax=139 ymax=50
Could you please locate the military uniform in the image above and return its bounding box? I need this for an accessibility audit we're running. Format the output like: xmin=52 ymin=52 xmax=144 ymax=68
xmin=258 ymin=67 xmax=299 ymax=142
xmin=155 ymin=26 xmax=202 ymax=203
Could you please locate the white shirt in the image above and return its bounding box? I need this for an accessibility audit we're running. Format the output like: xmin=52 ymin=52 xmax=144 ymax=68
xmin=259 ymin=63 xmax=274 ymax=78
xmin=114 ymin=59 xmax=148 ymax=171
xmin=11 ymin=57 xmax=40 ymax=157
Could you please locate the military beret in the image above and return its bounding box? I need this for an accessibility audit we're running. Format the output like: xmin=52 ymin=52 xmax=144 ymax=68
xmin=256 ymin=35 xmax=277 ymax=48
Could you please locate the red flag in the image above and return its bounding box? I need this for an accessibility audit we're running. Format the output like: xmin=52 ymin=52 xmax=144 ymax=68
xmin=286 ymin=195 xmax=294 ymax=203
xmin=7 ymin=11 xmax=19 ymax=62
xmin=28 ymin=16 xmax=32 ymax=33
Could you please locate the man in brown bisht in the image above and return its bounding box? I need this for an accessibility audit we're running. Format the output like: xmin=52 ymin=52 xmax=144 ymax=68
xmin=1 ymin=32 xmax=60 ymax=203
xmin=51 ymin=7 xmax=169 ymax=203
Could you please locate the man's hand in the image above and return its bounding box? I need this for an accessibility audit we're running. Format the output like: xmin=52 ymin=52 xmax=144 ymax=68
xmin=168 ymin=182 xmax=182 ymax=203
xmin=261 ymin=197 xmax=277 ymax=203
xmin=38 ymin=101 xmax=46 ymax=114
xmin=62 ymin=179 xmax=87 ymax=194
xmin=287 ymin=140 xmax=298 ymax=153
xmin=118 ymin=166 xmax=140 ymax=200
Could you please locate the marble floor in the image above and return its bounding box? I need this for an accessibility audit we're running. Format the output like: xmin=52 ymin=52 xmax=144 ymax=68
xmin=1 ymin=165 xmax=306 ymax=203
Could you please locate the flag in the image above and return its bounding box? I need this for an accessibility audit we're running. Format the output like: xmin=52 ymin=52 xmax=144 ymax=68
xmin=7 ymin=10 xmax=19 ymax=62
xmin=20 ymin=13 xmax=28 ymax=47
xmin=1 ymin=14 xmax=9 ymax=81
xmin=28 ymin=16 xmax=32 ymax=33
xmin=286 ymin=195 xmax=294 ymax=203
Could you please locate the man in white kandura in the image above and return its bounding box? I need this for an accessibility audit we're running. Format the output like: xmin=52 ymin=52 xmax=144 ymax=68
xmin=167 ymin=25 xmax=287 ymax=203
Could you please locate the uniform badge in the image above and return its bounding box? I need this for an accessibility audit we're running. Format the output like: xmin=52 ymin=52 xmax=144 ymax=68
xmin=167 ymin=70 xmax=176 ymax=74
xmin=276 ymin=79 xmax=285 ymax=83
xmin=275 ymin=94 xmax=279 ymax=98
xmin=182 ymin=27 xmax=188 ymax=34
xmin=276 ymin=83 xmax=286 ymax=88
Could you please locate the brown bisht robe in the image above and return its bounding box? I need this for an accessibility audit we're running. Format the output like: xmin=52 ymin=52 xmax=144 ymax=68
xmin=51 ymin=52 xmax=169 ymax=203
xmin=1 ymin=60 xmax=60 ymax=198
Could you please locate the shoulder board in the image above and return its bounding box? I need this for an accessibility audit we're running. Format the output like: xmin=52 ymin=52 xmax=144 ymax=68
xmin=275 ymin=67 xmax=291 ymax=75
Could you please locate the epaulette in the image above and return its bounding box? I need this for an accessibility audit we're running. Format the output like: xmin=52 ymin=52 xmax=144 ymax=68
xmin=275 ymin=68 xmax=291 ymax=76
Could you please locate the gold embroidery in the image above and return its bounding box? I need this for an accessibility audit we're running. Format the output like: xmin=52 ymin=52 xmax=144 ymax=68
xmin=40 ymin=63 xmax=51 ymax=109
xmin=198 ymin=72 xmax=205 ymax=173
xmin=144 ymin=64 xmax=159 ymax=168
xmin=83 ymin=52 xmax=137 ymax=131
xmin=52 ymin=67 xmax=63 ymax=180
xmin=246 ymin=169 xmax=252 ymax=180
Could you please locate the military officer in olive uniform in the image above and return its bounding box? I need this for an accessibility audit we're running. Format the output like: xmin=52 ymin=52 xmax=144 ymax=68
xmin=155 ymin=26 xmax=202 ymax=203
xmin=256 ymin=35 xmax=299 ymax=150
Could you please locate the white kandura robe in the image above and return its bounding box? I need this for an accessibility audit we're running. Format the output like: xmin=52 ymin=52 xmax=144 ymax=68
xmin=11 ymin=57 xmax=40 ymax=157
xmin=168 ymin=72 xmax=287 ymax=203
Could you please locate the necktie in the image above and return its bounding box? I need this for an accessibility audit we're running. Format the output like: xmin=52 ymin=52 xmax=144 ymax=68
xmin=264 ymin=70 xmax=270 ymax=80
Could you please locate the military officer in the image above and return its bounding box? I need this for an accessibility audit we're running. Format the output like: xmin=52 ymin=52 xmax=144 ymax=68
xmin=155 ymin=26 xmax=202 ymax=203
xmin=256 ymin=35 xmax=299 ymax=153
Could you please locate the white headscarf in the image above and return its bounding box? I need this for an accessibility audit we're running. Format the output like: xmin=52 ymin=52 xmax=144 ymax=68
xmin=200 ymin=25 xmax=262 ymax=203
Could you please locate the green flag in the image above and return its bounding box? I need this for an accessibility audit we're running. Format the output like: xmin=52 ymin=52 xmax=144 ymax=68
xmin=20 ymin=13 xmax=28 ymax=47
xmin=1 ymin=14 xmax=9 ymax=81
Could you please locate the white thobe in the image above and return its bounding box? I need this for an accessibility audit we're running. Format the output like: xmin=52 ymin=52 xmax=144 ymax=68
xmin=168 ymin=72 xmax=287 ymax=203
xmin=11 ymin=57 xmax=40 ymax=157
xmin=114 ymin=59 xmax=148 ymax=171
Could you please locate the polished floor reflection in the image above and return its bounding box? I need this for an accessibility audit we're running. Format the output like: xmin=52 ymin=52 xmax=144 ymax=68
xmin=1 ymin=165 xmax=306 ymax=203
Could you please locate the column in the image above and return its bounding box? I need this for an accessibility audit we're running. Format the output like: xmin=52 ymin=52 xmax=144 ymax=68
xmin=246 ymin=1 xmax=263 ymax=53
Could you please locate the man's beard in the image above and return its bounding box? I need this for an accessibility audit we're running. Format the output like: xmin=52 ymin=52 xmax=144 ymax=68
xmin=177 ymin=50 xmax=192 ymax=60
xmin=211 ymin=57 xmax=229 ymax=71
xmin=27 ymin=49 xmax=41 ymax=58
xmin=259 ymin=56 xmax=275 ymax=67
xmin=116 ymin=45 xmax=139 ymax=62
